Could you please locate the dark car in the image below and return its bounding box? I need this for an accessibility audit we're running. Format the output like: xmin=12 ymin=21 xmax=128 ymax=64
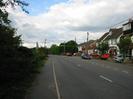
xmin=81 ymin=53 xmax=91 ymax=59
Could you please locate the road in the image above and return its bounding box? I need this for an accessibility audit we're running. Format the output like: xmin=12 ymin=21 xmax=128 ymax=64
xmin=26 ymin=55 xmax=133 ymax=99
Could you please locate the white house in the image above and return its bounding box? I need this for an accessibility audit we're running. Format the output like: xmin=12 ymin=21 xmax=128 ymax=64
xmin=104 ymin=28 xmax=123 ymax=56
xmin=122 ymin=19 xmax=133 ymax=59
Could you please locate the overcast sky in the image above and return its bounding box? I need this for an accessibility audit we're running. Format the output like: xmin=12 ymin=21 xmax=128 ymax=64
xmin=7 ymin=0 xmax=133 ymax=47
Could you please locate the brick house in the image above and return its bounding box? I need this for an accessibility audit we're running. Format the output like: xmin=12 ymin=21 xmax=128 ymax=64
xmin=78 ymin=40 xmax=96 ymax=54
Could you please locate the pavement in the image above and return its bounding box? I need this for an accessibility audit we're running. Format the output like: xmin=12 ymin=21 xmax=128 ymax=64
xmin=26 ymin=55 xmax=133 ymax=99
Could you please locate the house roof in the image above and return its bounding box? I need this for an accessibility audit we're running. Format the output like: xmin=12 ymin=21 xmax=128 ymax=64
xmin=105 ymin=28 xmax=123 ymax=40
xmin=97 ymin=32 xmax=109 ymax=42
xmin=78 ymin=40 xmax=95 ymax=46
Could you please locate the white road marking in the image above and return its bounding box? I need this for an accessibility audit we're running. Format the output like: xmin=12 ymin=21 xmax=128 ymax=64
xmin=99 ymin=75 xmax=113 ymax=83
xmin=122 ymin=70 xmax=129 ymax=74
xmin=52 ymin=63 xmax=61 ymax=99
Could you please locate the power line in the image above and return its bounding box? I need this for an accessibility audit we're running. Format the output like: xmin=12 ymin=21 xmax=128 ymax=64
xmin=107 ymin=16 xmax=133 ymax=29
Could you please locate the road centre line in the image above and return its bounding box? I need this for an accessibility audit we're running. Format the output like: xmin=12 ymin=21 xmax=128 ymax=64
xmin=99 ymin=75 xmax=113 ymax=83
xmin=122 ymin=70 xmax=129 ymax=74
xmin=52 ymin=62 xmax=61 ymax=99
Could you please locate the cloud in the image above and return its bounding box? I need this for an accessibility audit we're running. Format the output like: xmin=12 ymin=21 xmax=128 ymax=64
xmin=7 ymin=0 xmax=133 ymax=47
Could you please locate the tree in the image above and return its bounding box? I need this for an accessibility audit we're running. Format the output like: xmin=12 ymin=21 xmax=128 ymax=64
xmin=59 ymin=43 xmax=65 ymax=54
xmin=118 ymin=36 xmax=132 ymax=57
xmin=0 ymin=1 xmax=40 ymax=99
xmin=65 ymin=40 xmax=78 ymax=54
xmin=0 ymin=0 xmax=28 ymax=58
xmin=50 ymin=44 xmax=60 ymax=55
xmin=97 ymin=42 xmax=109 ymax=54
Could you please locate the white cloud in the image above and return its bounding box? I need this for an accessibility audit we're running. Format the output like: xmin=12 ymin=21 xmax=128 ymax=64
xmin=7 ymin=0 xmax=133 ymax=47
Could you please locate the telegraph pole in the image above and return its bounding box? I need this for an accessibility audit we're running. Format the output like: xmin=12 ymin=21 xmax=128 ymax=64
xmin=75 ymin=36 xmax=77 ymax=43
xmin=44 ymin=39 xmax=47 ymax=48
xmin=64 ymin=41 xmax=66 ymax=54
xmin=87 ymin=32 xmax=89 ymax=42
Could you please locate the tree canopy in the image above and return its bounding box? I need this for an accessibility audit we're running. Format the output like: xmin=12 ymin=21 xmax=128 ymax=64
xmin=118 ymin=36 xmax=132 ymax=57
xmin=50 ymin=40 xmax=78 ymax=55
xmin=97 ymin=42 xmax=109 ymax=54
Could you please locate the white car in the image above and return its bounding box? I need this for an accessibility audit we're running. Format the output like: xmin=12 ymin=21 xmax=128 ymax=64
xmin=113 ymin=54 xmax=124 ymax=63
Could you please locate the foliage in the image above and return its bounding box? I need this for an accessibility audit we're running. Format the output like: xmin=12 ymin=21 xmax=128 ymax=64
xmin=65 ymin=40 xmax=78 ymax=54
xmin=50 ymin=44 xmax=60 ymax=55
xmin=118 ymin=36 xmax=132 ymax=57
xmin=50 ymin=40 xmax=78 ymax=55
xmin=0 ymin=0 xmax=47 ymax=99
xmin=58 ymin=43 xmax=65 ymax=54
xmin=97 ymin=42 xmax=109 ymax=54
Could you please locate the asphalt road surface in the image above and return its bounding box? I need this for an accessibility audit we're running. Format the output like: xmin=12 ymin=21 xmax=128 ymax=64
xmin=26 ymin=55 xmax=133 ymax=99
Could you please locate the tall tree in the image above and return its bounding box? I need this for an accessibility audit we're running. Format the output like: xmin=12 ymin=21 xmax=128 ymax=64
xmin=50 ymin=44 xmax=60 ymax=55
xmin=118 ymin=36 xmax=132 ymax=57
xmin=59 ymin=42 xmax=66 ymax=54
xmin=65 ymin=40 xmax=78 ymax=54
xmin=97 ymin=42 xmax=109 ymax=54
xmin=0 ymin=0 xmax=28 ymax=58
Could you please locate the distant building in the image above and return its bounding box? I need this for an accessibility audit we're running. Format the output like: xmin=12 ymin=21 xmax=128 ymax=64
xmin=78 ymin=40 xmax=96 ymax=54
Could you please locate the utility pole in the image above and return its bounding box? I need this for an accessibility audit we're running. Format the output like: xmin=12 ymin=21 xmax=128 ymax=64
xmin=36 ymin=42 xmax=39 ymax=49
xmin=64 ymin=41 xmax=66 ymax=54
xmin=75 ymin=36 xmax=77 ymax=43
xmin=87 ymin=32 xmax=89 ymax=42
xmin=44 ymin=39 xmax=47 ymax=48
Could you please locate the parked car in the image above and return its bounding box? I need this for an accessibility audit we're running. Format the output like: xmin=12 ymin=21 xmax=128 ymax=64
xmin=66 ymin=52 xmax=72 ymax=56
xmin=81 ymin=53 xmax=91 ymax=59
xmin=101 ymin=53 xmax=110 ymax=60
xmin=73 ymin=53 xmax=77 ymax=56
xmin=113 ymin=54 xmax=124 ymax=63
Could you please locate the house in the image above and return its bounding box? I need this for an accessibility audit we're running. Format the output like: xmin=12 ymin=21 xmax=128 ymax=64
xmin=87 ymin=40 xmax=97 ymax=54
xmin=78 ymin=40 xmax=96 ymax=54
xmin=122 ymin=19 xmax=133 ymax=59
xmin=104 ymin=28 xmax=123 ymax=56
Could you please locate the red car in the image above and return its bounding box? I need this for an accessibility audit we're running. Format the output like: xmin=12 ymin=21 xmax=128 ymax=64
xmin=101 ymin=53 xmax=110 ymax=59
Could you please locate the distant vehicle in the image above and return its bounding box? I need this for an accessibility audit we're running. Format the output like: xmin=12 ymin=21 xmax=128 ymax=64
xmin=113 ymin=54 xmax=124 ymax=63
xmin=66 ymin=52 xmax=72 ymax=56
xmin=101 ymin=53 xmax=110 ymax=60
xmin=81 ymin=53 xmax=91 ymax=59
xmin=73 ymin=53 xmax=77 ymax=56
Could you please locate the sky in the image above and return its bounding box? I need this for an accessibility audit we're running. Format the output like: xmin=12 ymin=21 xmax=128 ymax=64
xmin=7 ymin=0 xmax=133 ymax=48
